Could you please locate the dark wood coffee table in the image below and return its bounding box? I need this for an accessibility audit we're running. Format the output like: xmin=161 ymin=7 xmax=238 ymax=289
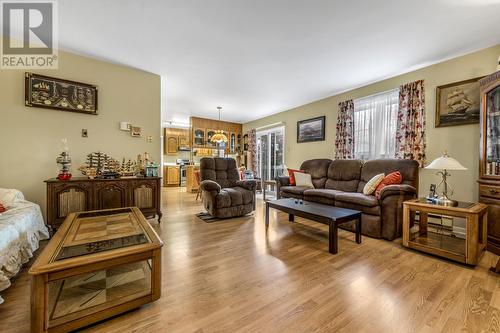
xmin=265 ymin=198 xmax=362 ymax=254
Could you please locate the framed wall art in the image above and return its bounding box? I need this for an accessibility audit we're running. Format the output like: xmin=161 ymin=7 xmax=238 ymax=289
xmin=297 ymin=116 xmax=325 ymax=143
xmin=25 ymin=72 xmax=98 ymax=115
xmin=435 ymin=76 xmax=484 ymax=127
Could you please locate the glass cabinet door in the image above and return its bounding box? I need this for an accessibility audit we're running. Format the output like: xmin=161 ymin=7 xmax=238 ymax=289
xmin=485 ymin=85 xmax=500 ymax=175
xmin=230 ymin=133 xmax=236 ymax=153
xmin=237 ymin=133 xmax=242 ymax=152
xmin=206 ymin=129 xmax=216 ymax=147
xmin=193 ymin=128 xmax=205 ymax=147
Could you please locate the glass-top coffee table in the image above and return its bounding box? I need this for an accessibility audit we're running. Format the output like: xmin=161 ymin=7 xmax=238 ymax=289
xmin=29 ymin=207 xmax=163 ymax=333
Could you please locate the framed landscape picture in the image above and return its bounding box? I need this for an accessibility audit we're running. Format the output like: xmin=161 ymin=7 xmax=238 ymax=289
xmin=297 ymin=116 xmax=325 ymax=143
xmin=25 ymin=72 xmax=98 ymax=115
xmin=435 ymin=76 xmax=484 ymax=127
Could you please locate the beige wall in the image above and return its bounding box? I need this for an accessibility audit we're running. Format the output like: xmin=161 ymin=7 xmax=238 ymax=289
xmin=244 ymin=44 xmax=500 ymax=202
xmin=0 ymin=48 xmax=162 ymax=217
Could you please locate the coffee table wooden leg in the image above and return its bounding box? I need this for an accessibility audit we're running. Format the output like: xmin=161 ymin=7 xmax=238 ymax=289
xmin=265 ymin=202 xmax=270 ymax=227
xmin=329 ymin=221 xmax=338 ymax=254
xmin=356 ymin=217 xmax=362 ymax=244
xmin=289 ymin=214 xmax=294 ymax=222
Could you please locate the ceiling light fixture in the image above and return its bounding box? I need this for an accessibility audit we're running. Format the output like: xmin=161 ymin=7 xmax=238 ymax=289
xmin=210 ymin=106 xmax=228 ymax=143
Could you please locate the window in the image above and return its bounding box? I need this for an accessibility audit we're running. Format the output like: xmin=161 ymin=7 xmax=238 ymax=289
xmin=353 ymin=89 xmax=399 ymax=160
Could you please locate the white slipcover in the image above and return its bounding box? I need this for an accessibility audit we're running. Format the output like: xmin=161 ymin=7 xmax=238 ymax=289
xmin=0 ymin=188 xmax=49 ymax=304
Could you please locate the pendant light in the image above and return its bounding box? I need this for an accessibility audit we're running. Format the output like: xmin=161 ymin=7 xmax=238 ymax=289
xmin=210 ymin=106 xmax=228 ymax=143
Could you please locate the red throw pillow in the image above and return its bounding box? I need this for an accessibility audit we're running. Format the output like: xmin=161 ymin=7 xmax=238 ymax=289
xmin=0 ymin=203 xmax=6 ymax=213
xmin=375 ymin=171 xmax=403 ymax=198
xmin=288 ymin=168 xmax=305 ymax=186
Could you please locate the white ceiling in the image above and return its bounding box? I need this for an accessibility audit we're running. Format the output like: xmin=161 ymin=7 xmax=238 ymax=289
xmin=58 ymin=0 xmax=500 ymax=124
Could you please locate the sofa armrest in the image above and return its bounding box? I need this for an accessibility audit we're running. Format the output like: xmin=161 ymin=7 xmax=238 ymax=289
xmin=379 ymin=184 xmax=417 ymax=201
xmin=276 ymin=176 xmax=290 ymax=187
xmin=235 ymin=180 xmax=257 ymax=191
xmin=379 ymin=184 xmax=417 ymax=241
xmin=275 ymin=176 xmax=290 ymax=200
xmin=200 ymin=180 xmax=221 ymax=193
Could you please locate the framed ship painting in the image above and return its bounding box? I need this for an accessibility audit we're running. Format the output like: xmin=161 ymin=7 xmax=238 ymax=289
xmin=25 ymin=72 xmax=98 ymax=115
xmin=435 ymin=76 xmax=484 ymax=127
xmin=297 ymin=116 xmax=325 ymax=143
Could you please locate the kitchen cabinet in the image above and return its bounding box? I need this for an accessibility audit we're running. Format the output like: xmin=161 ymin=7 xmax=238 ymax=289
xmin=186 ymin=165 xmax=200 ymax=192
xmin=166 ymin=136 xmax=178 ymax=154
xmin=164 ymin=166 xmax=180 ymax=186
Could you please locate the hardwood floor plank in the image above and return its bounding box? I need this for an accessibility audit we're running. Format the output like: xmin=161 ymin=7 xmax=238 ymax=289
xmin=1 ymin=187 xmax=499 ymax=333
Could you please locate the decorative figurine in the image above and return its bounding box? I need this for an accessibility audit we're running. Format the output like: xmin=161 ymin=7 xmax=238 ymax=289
xmin=56 ymin=139 xmax=72 ymax=180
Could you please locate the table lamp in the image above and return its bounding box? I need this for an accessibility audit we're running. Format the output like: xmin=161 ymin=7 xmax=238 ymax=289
xmin=425 ymin=152 xmax=467 ymax=206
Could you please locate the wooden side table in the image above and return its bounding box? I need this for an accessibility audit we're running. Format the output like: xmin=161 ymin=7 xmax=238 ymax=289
xmin=262 ymin=180 xmax=277 ymax=201
xmin=402 ymin=198 xmax=488 ymax=265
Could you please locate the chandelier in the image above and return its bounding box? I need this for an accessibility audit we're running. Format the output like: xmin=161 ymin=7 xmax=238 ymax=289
xmin=210 ymin=106 xmax=228 ymax=143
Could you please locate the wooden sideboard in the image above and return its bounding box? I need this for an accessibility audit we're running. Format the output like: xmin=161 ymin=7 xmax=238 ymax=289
xmin=45 ymin=177 xmax=162 ymax=232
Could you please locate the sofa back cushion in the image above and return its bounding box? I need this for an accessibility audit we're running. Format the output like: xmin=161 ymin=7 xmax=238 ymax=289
xmin=357 ymin=159 xmax=419 ymax=193
xmin=299 ymin=159 xmax=332 ymax=189
xmin=200 ymin=157 xmax=240 ymax=188
xmin=325 ymin=159 xmax=363 ymax=192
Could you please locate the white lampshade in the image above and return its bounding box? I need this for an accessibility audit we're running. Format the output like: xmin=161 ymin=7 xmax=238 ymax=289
xmin=425 ymin=153 xmax=467 ymax=171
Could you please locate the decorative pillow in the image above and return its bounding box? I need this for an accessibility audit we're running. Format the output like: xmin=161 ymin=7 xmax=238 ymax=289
xmin=375 ymin=171 xmax=403 ymax=198
xmin=363 ymin=173 xmax=385 ymax=195
xmin=288 ymin=168 xmax=305 ymax=186
xmin=294 ymin=171 xmax=314 ymax=188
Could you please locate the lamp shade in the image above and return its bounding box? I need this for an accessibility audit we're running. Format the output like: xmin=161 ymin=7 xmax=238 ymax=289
xmin=210 ymin=130 xmax=228 ymax=143
xmin=425 ymin=153 xmax=467 ymax=171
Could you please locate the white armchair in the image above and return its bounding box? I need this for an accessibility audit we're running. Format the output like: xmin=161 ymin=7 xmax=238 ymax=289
xmin=0 ymin=188 xmax=49 ymax=304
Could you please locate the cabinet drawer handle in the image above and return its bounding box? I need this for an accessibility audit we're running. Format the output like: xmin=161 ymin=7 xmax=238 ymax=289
xmin=489 ymin=189 xmax=499 ymax=195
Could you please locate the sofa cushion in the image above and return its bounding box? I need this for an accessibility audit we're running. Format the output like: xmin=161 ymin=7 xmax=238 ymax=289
xmin=334 ymin=192 xmax=380 ymax=215
xmin=200 ymin=157 xmax=240 ymax=188
xmin=299 ymin=159 xmax=332 ymax=189
xmin=215 ymin=187 xmax=253 ymax=208
xmin=304 ymin=189 xmax=343 ymax=205
xmin=325 ymin=159 xmax=363 ymax=192
xmin=280 ymin=186 xmax=310 ymax=198
xmin=357 ymin=159 xmax=419 ymax=193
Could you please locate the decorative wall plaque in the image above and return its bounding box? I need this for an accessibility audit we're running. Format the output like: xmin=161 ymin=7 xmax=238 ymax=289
xmin=25 ymin=72 xmax=98 ymax=115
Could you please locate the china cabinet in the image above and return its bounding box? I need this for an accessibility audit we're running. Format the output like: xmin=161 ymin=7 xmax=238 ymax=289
xmin=478 ymin=70 xmax=500 ymax=255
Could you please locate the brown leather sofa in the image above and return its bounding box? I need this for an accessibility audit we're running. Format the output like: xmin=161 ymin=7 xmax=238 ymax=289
xmin=200 ymin=157 xmax=257 ymax=218
xmin=276 ymin=159 xmax=419 ymax=240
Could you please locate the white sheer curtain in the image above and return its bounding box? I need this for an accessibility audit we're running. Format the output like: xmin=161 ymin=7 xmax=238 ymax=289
xmin=353 ymin=89 xmax=399 ymax=160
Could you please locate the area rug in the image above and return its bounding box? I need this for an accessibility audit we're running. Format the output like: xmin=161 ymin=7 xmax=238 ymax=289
xmin=195 ymin=212 xmax=254 ymax=223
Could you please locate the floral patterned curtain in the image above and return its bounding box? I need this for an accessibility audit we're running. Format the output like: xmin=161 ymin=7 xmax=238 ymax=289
xmin=247 ymin=129 xmax=258 ymax=175
xmin=335 ymin=100 xmax=355 ymax=159
xmin=395 ymin=80 xmax=426 ymax=167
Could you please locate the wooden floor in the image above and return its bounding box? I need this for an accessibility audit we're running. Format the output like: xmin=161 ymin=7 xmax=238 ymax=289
xmin=1 ymin=187 xmax=500 ymax=332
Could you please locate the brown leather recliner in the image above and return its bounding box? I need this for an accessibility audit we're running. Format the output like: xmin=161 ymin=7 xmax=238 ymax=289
xmin=199 ymin=157 xmax=257 ymax=218
xmin=276 ymin=158 xmax=419 ymax=240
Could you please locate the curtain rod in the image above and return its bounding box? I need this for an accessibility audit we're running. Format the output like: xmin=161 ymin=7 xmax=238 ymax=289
xmin=255 ymin=121 xmax=285 ymax=131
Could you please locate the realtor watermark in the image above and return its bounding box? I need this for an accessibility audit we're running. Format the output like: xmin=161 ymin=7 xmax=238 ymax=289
xmin=1 ymin=0 xmax=58 ymax=69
